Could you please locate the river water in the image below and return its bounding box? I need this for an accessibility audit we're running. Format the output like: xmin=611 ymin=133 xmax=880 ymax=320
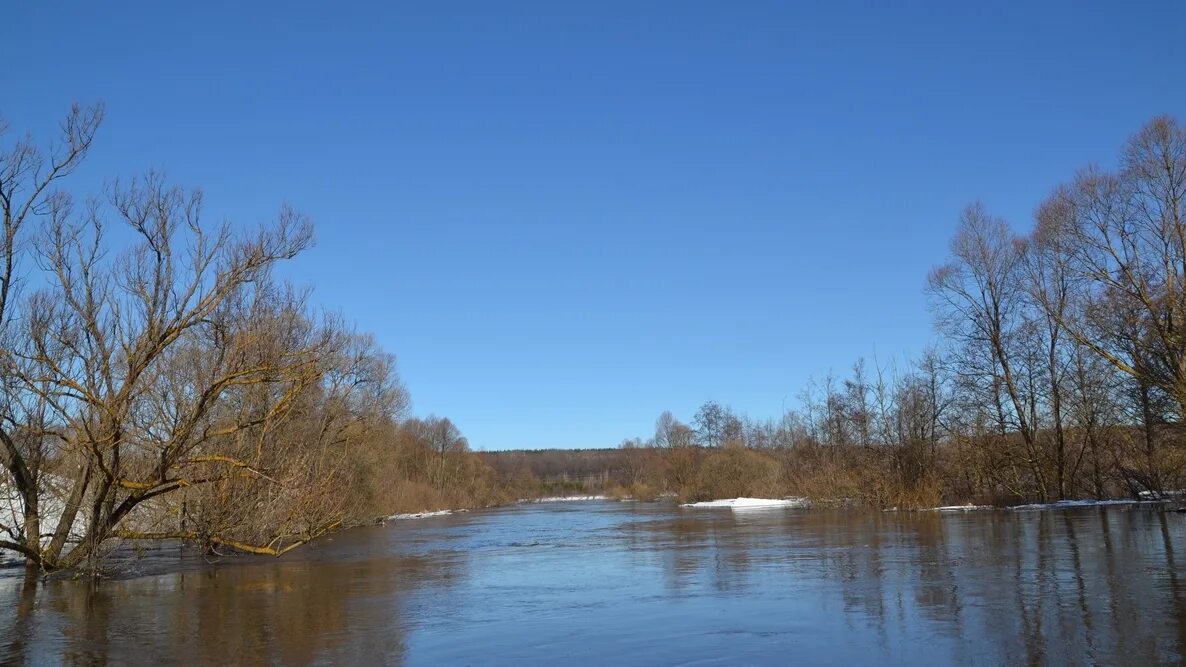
xmin=2 ymin=500 xmax=1185 ymax=665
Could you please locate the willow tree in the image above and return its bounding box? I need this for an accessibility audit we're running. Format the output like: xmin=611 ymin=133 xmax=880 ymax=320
xmin=0 ymin=107 xmax=400 ymax=571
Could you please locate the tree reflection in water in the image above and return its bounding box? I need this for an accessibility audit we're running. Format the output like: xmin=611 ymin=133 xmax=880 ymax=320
xmin=634 ymin=505 xmax=1186 ymax=666
xmin=0 ymin=524 xmax=468 ymax=666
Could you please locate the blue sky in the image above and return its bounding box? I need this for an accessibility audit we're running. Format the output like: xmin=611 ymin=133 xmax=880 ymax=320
xmin=4 ymin=2 xmax=1184 ymax=449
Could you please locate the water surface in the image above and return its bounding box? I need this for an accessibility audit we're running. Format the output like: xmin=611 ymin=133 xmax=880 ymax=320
xmin=3 ymin=501 xmax=1185 ymax=665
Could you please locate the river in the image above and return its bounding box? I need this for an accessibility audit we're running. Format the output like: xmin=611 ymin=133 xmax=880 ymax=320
xmin=2 ymin=500 xmax=1185 ymax=665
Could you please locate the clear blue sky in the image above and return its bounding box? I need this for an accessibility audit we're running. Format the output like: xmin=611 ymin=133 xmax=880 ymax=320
xmin=4 ymin=2 xmax=1184 ymax=449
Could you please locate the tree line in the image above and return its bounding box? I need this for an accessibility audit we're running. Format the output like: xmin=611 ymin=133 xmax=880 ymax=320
xmin=0 ymin=106 xmax=507 ymax=572
xmin=612 ymin=115 xmax=1186 ymax=507
xmin=4 ymin=109 xmax=1179 ymax=571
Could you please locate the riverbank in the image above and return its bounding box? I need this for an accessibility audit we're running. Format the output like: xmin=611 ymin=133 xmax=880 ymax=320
xmin=7 ymin=487 xmax=1180 ymax=573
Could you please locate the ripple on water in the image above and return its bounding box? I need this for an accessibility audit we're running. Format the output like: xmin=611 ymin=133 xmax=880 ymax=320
xmin=3 ymin=501 xmax=1186 ymax=666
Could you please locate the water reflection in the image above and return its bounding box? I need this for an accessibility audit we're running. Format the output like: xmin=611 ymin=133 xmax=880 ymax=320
xmin=0 ymin=525 xmax=468 ymax=666
xmin=629 ymin=505 xmax=1186 ymax=666
xmin=1 ymin=504 xmax=1184 ymax=665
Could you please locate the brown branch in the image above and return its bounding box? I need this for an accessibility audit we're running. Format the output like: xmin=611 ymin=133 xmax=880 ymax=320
xmin=0 ymin=539 xmax=40 ymax=563
xmin=115 ymin=520 xmax=341 ymax=557
xmin=184 ymin=454 xmax=280 ymax=483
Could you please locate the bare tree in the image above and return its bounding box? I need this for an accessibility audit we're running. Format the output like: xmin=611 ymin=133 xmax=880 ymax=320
xmin=929 ymin=203 xmax=1049 ymax=500
xmin=654 ymin=410 xmax=678 ymax=448
xmin=0 ymin=105 xmax=103 ymax=567
xmin=1033 ymin=116 xmax=1186 ymax=491
xmin=1022 ymin=215 xmax=1076 ymax=498
xmin=0 ymin=122 xmax=396 ymax=568
xmin=0 ymin=105 xmax=103 ymax=568
xmin=692 ymin=401 xmax=726 ymax=447
xmin=399 ymin=415 xmax=471 ymax=490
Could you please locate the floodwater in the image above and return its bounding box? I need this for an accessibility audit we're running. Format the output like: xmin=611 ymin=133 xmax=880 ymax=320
xmin=2 ymin=501 xmax=1186 ymax=666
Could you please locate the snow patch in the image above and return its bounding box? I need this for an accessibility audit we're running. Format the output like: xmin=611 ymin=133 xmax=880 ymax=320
xmin=2 ymin=474 xmax=90 ymax=566
xmin=385 ymin=510 xmax=453 ymax=521
xmin=1009 ymin=499 xmax=1146 ymax=511
xmin=933 ymin=504 xmax=995 ymax=512
xmin=521 ymin=491 xmax=607 ymax=500
xmin=1139 ymin=490 xmax=1186 ymax=500
xmin=681 ymin=497 xmax=812 ymax=510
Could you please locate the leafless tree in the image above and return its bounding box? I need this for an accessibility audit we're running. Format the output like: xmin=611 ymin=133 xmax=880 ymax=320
xmin=0 ymin=107 xmax=419 ymax=570
xmin=692 ymin=401 xmax=730 ymax=447
xmin=928 ymin=204 xmax=1049 ymax=499
xmin=0 ymin=104 xmax=103 ymax=568
xmin=1032 ymin=116 xmax=1186 ymax=491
